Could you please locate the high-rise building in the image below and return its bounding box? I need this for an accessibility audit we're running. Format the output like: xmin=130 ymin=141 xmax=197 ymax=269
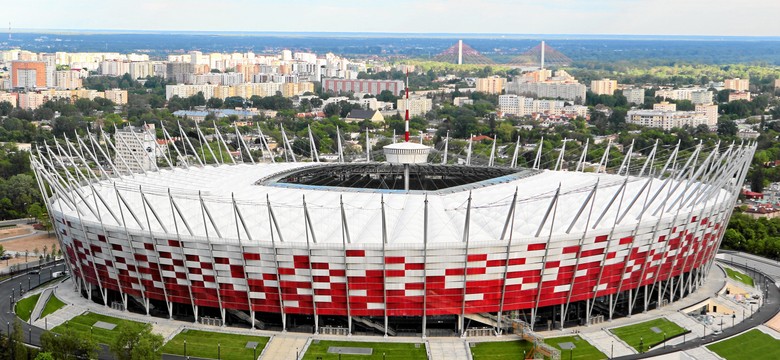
xmin=724 ymin=78 xmax=749 ymax=92
xmin=590 ymin=79 xmax=618 ymax=96
xmin=54 ymin=70 xmax=83 ymax=90
xmin=104 ymin=89 xmax=129 ymax=105
xmin=10 ymin=61 xmax=47 ymax=89
xmin=323 ymin=79 xmax=404 ymax=96
xmin=166 ymin=63 xmax=196 ymax=84
xmin=622 ymin=88 xmax=645 ymax=105
xmin=475 ymin=76 xmax=505 ymax=94
xmin=396 ymin=97 xmax=433 ymax=117
xmin=113 ymin=124 xmax=157 ymax=173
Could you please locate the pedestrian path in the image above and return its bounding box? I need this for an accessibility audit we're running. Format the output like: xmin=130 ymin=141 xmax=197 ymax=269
xmin=428 ymin=338 xmax=469 ymax=360
xmin=684 ymin=346 xmax=723 ymax=360
xmin=579 ymin=329 xmax=635 ymax=358
xmin=261 ymin=335 xmax=309 ymax=360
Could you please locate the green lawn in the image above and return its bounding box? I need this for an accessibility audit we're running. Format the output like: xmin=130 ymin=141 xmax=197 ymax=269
xmin=303 ymin=340 xmax=427 ymax=360
xmin=15 ymin=293 xmax=41 ymax=322
xmin=545 ymin=335 xmax=607 ymax=360
xmin=39 ymin=294 xmax=66 ymax=319
xmin=708 ymin=329 xmax=780 ymax=360
xmin=610 ymin=318 xmax=687 ymax=353
xmin=51 ymin=312 xmax=144 ymax=345
xmin=724 ymin=267 xmax=755 ymax=287
xmin=470 ymin=340 xmax=535 ymax=360
xmin=161 ymin=329 xmax=269 ymax=360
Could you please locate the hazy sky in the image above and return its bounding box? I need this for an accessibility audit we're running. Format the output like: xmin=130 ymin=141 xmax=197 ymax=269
xmin=5 ymin=0 xmax=780 ymax=36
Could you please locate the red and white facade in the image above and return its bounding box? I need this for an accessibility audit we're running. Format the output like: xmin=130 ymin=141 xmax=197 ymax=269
xmin=32 ymin=136 xmax=754 ymax=335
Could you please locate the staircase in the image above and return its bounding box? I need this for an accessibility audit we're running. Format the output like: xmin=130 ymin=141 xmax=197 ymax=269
xmin=352 ymin=316 xmax=396 ymax=336
xmin=226 ymin=309 xmax=266 ymax=329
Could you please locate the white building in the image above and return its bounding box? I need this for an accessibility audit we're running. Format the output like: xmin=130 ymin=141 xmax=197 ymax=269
xmin=590 ymin=79 xmax=618 ymax=95
xmin=397 ymin=97 xmax=433 ymax=117
xmin=627 ymin=104 xmax=716 ymax=130
xmin=655 ymin=87 xmax=712 ymax=104
xmin=506 ymin=81 xmax=586 ymax=104
xmin=113 ymin=125 xmax=157 ymax=173
xmin=622 ymin=88 xmax=645 ymax=105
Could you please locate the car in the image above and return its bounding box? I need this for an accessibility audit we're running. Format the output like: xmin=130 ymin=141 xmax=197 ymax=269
xmin=0 ymin=255 xmax=11 ymax=260
xmin=29 ymin=269 xmax=39 ymax=274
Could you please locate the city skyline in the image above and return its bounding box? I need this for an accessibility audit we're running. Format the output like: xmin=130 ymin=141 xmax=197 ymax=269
xmin=4 ymin=0 xmax=780 ymax=37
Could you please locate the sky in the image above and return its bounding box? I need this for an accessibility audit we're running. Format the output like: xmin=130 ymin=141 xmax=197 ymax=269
xmin=4 ymin=0 xmax=780 ymax=36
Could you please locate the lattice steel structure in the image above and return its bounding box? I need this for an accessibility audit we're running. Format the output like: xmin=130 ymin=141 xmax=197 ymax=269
xmin=31 ymin=130 xmax=755 ymax=337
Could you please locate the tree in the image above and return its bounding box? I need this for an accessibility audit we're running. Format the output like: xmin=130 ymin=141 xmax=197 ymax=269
xmin=40 ymin=328 xmax=99 ymax=360
xmin=10 ymin=319 xmax=28 ymax=360
xmin=0 ymin=101 xmax=13 ymax=116
xmin=206 ymin=97 xmax=223 ymax=109
xmin=34 ymin=353 xmax=55 ymax=360
xmin=717 ymin=119 xmax=738 ymax=136
xmin=110 ymin=322 xmax=163 ymax=360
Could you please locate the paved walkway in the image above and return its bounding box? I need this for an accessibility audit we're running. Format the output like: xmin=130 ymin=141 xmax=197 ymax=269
xmin=261 ymin=335 xmax=309 ymax=360
xmin=33 ymin=255 xmax=775 ymax=360
xmin=428 ymin=338 xmax=469 ymax=360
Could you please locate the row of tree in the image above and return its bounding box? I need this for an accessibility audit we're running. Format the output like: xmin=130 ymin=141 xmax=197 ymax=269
xmin=0 ymin=318 xmax=162 ymax=360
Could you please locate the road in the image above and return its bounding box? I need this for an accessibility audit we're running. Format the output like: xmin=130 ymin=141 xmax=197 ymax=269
xmin=616 ymin=252 xmax=780 ymax=359
xmin=0 ymin=261 xmax=67 ymax=347
xmin=0 ymin=251 xmax=778 ymax=360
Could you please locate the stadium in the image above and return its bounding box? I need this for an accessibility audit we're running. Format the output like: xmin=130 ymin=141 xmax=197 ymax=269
xmin=31 ymin=129 xmax=754 ymax=337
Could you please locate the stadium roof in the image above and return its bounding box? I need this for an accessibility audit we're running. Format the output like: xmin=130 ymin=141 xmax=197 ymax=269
xmin=50 ymin=162 xmax=731 ymax=247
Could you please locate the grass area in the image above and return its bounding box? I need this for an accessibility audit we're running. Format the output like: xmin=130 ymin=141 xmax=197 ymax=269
xmin=14 ymin=293 xmax=41 ymax=322
xmin=707 ymin=329 xmax=780 ymax=360
xmin=470 ymin=340 xmax=535 ymax=360
xmin=39 ymin=294 xmax=66 ymax=319
xmin=303 ymin=340 xmax=427 ymax=360
xmin=51 ymin=312 xmax=144 ymax=345
xmin=610 ymin=318 xmax=687 ymax=352
xmin=724 ymin=266 xmax=755 ymax=287
xmin=545 ymin=335 xmax=607 ymax=360
xmin=161 ymin=329 xmax=270 ymax=360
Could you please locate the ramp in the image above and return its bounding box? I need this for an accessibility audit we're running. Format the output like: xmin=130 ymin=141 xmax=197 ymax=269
xmin=29 ymin=288 xmax=54 ymax=323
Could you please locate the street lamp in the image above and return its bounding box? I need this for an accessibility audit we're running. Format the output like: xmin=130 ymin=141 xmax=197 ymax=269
xmin=28 ymin=327 xmax=31 ymax=343
xmin=184 ymin=340 xmax=187 ymax=358
xmin=611 ymin=342 xmax=614 ymax=359
xmin=639 ymin=337 xmax=644 ymax=354
xmin=253 ymin=344 xmax=256 ymax=360
xmin=663 ymin=332 xmax=666 ymax=348
xmin=732 ymin=313 xmax=736 ymax=327
xmin=218 ymin=342 xmax=221 ymax=360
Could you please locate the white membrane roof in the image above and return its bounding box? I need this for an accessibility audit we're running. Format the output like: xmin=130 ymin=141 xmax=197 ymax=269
xmin=52 ymin=162 xmax=731 ymax=246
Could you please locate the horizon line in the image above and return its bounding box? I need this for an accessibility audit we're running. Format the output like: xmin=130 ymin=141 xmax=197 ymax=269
xmin=4 ymin=28 xmax=780 ymax=40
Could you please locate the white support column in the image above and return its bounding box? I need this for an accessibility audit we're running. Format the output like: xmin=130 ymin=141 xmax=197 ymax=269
xmin=339 ymin=196 xmax=353 ymax=335
xmin=497 ymin=188 xmax=519 ymax=333
xmin=232 ymin=194 xmax=259 ymax=329
xmin=380 ymin=195 xmax=389 ymax=337
xmin=87 ymin=183 xmax=127 ymax=310
xmin=421 ymin=195 xmax=429 ymax=338
xmin=139 ymin=187 xmax=173 ymax=319
xmin=562 ymin=181 xmax=599 ymax=325
xmin=459 ymin=192 xmax=472 ymax=337
xmin=169 ymin=190 xmax=198 ymax=319
xmin=266 ymin=195 xmax=287 ymax=331
xmin=114 ymin=184 xmax=149 ymax=315
xmin=196 ymin=123 xmax=220 ymax=165
xmin=532 ymin=185 xmax=561 ymax=328
xmin=198 ymin=192 xmax=225 ymax=324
